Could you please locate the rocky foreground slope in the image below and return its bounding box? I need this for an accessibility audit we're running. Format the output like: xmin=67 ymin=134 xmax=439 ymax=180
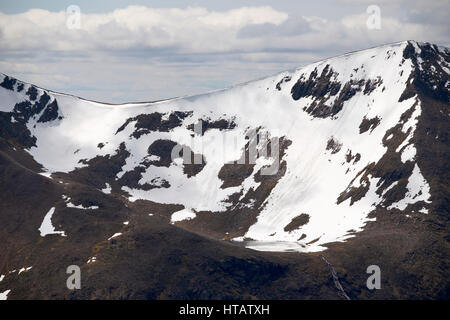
xmin=0 ymin=40 xmax=448 ymax=299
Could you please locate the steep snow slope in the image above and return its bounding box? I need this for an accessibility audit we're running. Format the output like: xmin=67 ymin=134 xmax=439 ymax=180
xmin=0 ymin=40 xmax=448 ymax=253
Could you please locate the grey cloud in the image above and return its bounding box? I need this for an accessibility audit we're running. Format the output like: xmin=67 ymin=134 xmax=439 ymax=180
xmin=0 ymin=3 xmax=448 ymax=103
xmin=405 ymin=3 xmax=450 ymax=25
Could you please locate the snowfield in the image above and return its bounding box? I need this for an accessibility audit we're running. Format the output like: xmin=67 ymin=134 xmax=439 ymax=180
xmin=1 ymin=40 xmax=443 ymax=252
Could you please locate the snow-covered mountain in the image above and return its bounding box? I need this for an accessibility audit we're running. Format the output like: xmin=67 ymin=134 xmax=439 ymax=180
xmin=0 ymin=40 xmax=448 ymax=300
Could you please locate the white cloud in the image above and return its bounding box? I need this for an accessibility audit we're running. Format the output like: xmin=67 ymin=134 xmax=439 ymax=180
xmin=0 ymin=4 xmax=448 ymax=102
xmin=0 ymin=6 xmax=288 ymax=53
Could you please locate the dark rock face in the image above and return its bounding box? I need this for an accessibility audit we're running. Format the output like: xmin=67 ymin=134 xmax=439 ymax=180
xmin=275 ymin=76 xmax=292 ymax=91
xmin=37 ymin=100 xmax=62 ymax=123
xmin=284 ymin=214 xmax=310 ymax=232
xmin=359 ymin=116 xmax=381 ymax=134
xmin=0 ymin=76 xmax=16 ymax=90
xmin=363 ymin=77 xmax=383 ymax=95
xmin=68 ymin=142 xmax=131 ymax=192
xmin=116 ymin=111 xmax=192 ymax=138
xmin=146 ymin=139 xmax=206 ymax=177
xmin=218 ymin=139 xmax=255 ymax=189
xmin=291 ymin=65 xmax=341 ymax=102
xmin=218 ymin=163 xmax=254 ymax=189
xmin=15 ymin=91 xmax=51 ymax=122
xmin=70 ymin=141 xmax=174 ymax=193
xmin=147 ymin=139 xmax=178 ymax=167
xmin=401 ymin=42 xmax=450 ymax=104
xmin=402 ymin=42 xmax=449 ymax=217
xmin=187 ymin=117 xmax=237 ymax=135
xmin=118 ymin=166 xmax=171 ymax=191
xmin=0 ymin=88 xmax=63 ymax=148
xmin=326 ymin=136 xmax=342 ymax=154
xmin=0 ymin=111 xmax=36 ymax=148
xmin=26 ymin=86 xmax=38 ymax=101
xmin=291 ymin=64 xmax=384 ymax=118
xmin=183 ymin=154 xmax=207 ymax=178
xmin=345 ymin=150 xmax=361 ymax=164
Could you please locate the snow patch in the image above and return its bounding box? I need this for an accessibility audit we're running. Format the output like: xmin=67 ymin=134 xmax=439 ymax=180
xmin=388 ymin=164 xmax=431 ymax=211
xmin=171 ymin=208 xmax=196 ymax=223
xmin=38 ymin=207 xmax=66 ymax=237
xmin=66 ymin=202 xmax=99 ymax=210
xmin=0 ymin=290 xmax=11 ymax=300
xmin=101 ymin=183 xmax=112 ymax=194
xmin=38 ymin=172 xmax=52 ymax=179
xmin=108 ymin=233 xmax=122 ymax=240
xmin=87 ymin=257 xmax=97 ymax=264
xmin=18 ymin=266 xmax=32 ymax=275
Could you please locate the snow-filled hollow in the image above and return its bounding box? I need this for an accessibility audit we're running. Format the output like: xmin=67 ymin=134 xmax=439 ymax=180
xmin=0 ymin=41 xmax=438 ymax=253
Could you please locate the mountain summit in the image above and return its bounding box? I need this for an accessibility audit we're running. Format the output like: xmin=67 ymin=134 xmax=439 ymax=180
xmin=0 ymin=40 xmax=448 ymax=299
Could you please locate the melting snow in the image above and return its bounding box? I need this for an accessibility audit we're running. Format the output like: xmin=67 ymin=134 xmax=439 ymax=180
xmin=18 ymin=266 xmax=32 ymax=275
xmin=38 ymin=172 xmax=52 ymax=179
xmin=66 ymin=202 xmax=99 ymax=210
xmin=388 ymin=164 xmax=431 ymax=211
xmin=102 ymin=183 xmax=112 ymax=194
xmin=64 ymin=196 xmax=99 ymax=210
xmin=396 ymin=100 xmax=422 ymax=163
xmin=108 ymin=233 xmax=122 ymax=240
xmin=38 ymin=207 xmax=66 ymax=237
xmin=382 ymin=181 xmax=398 ymax=196
xmin=87 ymin=257 xmax=97 ymax=264
xmin=171 ymin=208 xmax=196 ymax=223
xmin=0 ymin=290 xmax=11 ymax=300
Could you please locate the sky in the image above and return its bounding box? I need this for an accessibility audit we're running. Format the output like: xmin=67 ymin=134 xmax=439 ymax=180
xmin=0 ymin=0 xmax=449 ymax=103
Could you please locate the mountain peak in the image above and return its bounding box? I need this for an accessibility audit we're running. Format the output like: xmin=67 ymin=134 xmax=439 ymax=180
xmin=1 ymin=41 xmax=448 ymax=252
xmin=0 ymin=41 xmax=448 ymax=299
